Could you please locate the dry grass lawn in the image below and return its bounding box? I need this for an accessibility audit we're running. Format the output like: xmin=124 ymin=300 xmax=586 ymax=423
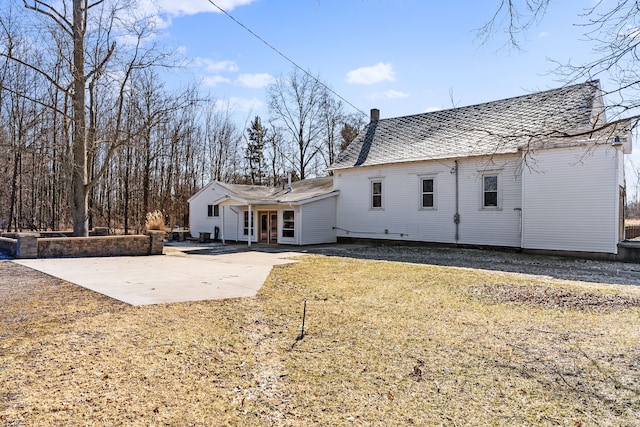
xmin=1 ymin=255 xmax=640 ymax=426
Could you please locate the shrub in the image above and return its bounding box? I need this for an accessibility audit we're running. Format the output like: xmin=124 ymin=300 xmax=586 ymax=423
xmin=145 ymin=210 xmax=166 ymax=231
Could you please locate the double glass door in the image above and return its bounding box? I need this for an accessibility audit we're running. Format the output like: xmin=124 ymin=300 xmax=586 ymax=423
xmin=259 ymin=211 xmax=278 ymax=244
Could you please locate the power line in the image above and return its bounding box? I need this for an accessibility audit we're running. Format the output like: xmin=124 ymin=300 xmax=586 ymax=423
xmin=205 ymin=0 xmax=368 ymax=117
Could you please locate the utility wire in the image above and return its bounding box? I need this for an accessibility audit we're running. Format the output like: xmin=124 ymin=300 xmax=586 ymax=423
xmin=205 ymin=0 xmax=368 ymax=117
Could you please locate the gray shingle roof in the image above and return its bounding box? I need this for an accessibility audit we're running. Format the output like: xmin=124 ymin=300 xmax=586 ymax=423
xmin=330 ymin=81 xmax=604 ymax=170
xmin=217 ymin=176 xmax=335 ymax=204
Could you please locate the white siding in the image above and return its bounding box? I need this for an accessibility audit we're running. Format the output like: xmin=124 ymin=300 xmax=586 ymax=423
xmin=299 ymin=197 xmax=337 ymax=245
xmin=334 ymin=155 xmax=522 ymax=248
xmin=189 ymin=184 xmax=338 ymax=245
xmin=456 ymin=158 xmax=522 ymax=247
xmin=521 ymin=145 xmax=619 ymax=254
xmin=189 ymin=183 xmax=241 ymax=241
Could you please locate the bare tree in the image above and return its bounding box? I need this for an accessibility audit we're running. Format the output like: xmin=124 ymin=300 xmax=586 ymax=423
xmin=267 ymin=68 xmax=330 ymax=180
xmin=264 ymin=121 xmax=287 ymax=187
xmin=202 ymin=106 xmax=243 ymax=184
xmin=318 ymin=94 xmax=345 ymax=171
xmin=482 ymin=0 xmax=640 ymax=204
xmin=5 ymin=0 xmax=173 ymax=236
xmin=481 ymin=1 xmax=640 ymax=124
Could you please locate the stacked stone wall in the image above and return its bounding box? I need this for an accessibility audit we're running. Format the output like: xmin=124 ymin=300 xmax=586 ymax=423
xmin=0 ymin=237 xmax=16 ymax=257
xmin=0 ymin=232 xmax=165 ymax=259
xmin=38 ymin=235 xmax=151 ymax=258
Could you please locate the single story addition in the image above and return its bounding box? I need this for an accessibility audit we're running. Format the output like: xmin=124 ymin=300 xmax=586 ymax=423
xmin=188 ymin=177 xmax=338 ymax=246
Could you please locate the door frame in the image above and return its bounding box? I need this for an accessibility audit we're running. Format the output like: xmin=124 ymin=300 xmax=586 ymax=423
xmin=258 ymin=210 xmax=278 ymax=244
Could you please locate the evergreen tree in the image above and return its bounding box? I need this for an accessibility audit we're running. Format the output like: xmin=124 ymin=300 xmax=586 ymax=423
xmin=245 ymin=116 xmax=267 ymax=185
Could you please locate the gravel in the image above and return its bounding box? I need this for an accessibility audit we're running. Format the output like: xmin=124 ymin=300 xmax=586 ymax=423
xmin=309 ymin=244 xmax=640 ymax=287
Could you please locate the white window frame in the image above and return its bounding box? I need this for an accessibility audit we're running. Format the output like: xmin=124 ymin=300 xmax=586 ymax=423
xmin=419 ymin=175 xmax=437 ymax=210
xmin=243 ymin=210 xmax=254 ymax=236
xmin=282 ymin=210 xmax=295 ymax=239
xmin=207 ymin=204 xmax=219 ymax=218
xmin=481 ymin=173 xmax=501 ymax=210
xmin=370 ymin=178 xmax=384 ymax=210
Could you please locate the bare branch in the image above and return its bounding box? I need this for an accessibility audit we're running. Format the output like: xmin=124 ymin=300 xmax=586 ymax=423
xmin=0 ymin=82 xmax=68 ymax=117
xmin=0 ymin=52 xmax=68 ymax=92
xmin=22 ymin=0 xmax=73 ymax=36
xmin=476 ymin=0 xmax=549 ymax=49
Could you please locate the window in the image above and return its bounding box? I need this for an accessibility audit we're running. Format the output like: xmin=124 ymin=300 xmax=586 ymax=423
xmin=421 ymin=177 xmax=435 ymax=209
xmin=282 ymin=210 xmax=295 ymax=238
xmin=243 ymin=211 xmax=254 ymax=236
xmin=371 ymin=180 xmax=383 ymax=209
xmin=483 ymin=175 xmax=499 ymax=208
xmin=207 ymin=204 xmax=219 ymax=217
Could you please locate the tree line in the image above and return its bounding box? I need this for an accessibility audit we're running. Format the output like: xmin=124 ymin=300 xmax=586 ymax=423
xmin=4 ymin=0 xmax=640 ymax=235
xmin=0 ymin=1 xmax=363 ymax=234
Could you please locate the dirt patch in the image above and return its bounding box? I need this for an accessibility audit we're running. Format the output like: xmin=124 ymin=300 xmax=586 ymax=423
xmin=471 ymin=283 xmax=640 ymax=312
xmin=317 ymin=245 xmax=640 ymax=287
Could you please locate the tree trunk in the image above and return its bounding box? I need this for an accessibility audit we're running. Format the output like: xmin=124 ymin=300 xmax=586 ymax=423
xmin=71 ymin=0 xmax=88 ymax=236
xmin=8 ymin=149 xmax=20 ymax=232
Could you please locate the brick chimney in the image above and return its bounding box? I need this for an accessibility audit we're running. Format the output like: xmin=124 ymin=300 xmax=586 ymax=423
xmin=370 ymin=108 xmax=380 ymax=123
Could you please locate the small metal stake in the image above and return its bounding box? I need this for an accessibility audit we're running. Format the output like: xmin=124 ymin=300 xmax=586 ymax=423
xmin=298 ymin=300 xmax=307 ymax=340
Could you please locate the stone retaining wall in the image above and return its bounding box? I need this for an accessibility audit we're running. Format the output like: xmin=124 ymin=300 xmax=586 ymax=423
xmin=0 ymin=231 xmax=164 ymax=259
xmin=38 ymin=235 xmax=150 ymax=258
xmin=0 ymin=237 xmax=16 ymax=257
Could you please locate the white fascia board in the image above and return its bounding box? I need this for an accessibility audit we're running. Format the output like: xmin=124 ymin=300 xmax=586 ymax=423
xmin=291 ymin=190 xmax=340 ymax=205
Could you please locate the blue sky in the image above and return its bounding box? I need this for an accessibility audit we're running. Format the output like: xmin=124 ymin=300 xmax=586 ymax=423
xmin=149 ymin=0 xmax=639 ymax=194
xmin=158 ymin=0 xmax=590 ymax=117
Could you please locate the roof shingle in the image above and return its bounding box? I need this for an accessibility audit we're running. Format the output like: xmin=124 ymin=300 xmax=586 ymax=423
xmin=331 ymin=81 xmax=604 ymax=170
xmin=217 ymin=176 xmax=335 ymax=203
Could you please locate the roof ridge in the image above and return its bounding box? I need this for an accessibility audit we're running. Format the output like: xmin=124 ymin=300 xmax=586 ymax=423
xmin=375 ymin=80 xmax=600 ymax=123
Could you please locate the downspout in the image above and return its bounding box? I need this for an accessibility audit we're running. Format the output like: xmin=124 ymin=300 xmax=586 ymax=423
xmin=221 ymin=206 xmax=225 ymax=244
xmin=295 ymin=203 xmax=301 ymax=245
xmin=453 ymin=160 xmax=460 ymax=243
xmin=248 ymin=203 xmax=252 ymax=248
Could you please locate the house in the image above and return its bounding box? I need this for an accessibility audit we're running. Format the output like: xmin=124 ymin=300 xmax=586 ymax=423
xmin=189 ymin=81 xmax=632 ymax=258
xmin=328 ymin=80 xmax=632 ymax=257
xmin=188 ymin=177 xmax=338 ymax=246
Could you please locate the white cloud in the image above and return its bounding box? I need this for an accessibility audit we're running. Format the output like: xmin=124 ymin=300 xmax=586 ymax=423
xmin=235 ymin=73 xmax=275 ymax=88
xmin=156 ymin=0 xmax=257 ymax=17
xmin=346 ymin=62 xmax=396 ymax=85
xmin=195 ymin=58 xmax=239 ymax=73
xmin=424 ymin=106 xmax=442 ymax=113
xmin=367 ymin=89 xmax=410 ymax=100
xmin=538 ymin=31 xmax=549 ymax=38
xmin=202 ymin=75 xmax=231 ymax=87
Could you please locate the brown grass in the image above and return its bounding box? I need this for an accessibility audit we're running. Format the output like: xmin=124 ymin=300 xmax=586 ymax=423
xmin=1 ymin=256 xmax=639 ymax=426
xmin=144 ymin=210 xmax=165 ymax=231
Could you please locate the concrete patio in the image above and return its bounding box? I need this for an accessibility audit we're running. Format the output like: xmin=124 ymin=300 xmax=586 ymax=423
xmin=13 ymin=243 xmax=304 ymax=306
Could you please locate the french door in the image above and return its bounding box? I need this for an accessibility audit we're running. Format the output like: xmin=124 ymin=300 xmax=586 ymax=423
xmin=259 ymin=211 xmax=278 ymax=244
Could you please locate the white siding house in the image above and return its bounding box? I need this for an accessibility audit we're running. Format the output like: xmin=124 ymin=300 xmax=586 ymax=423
xmin=188 ymin=81 xmax=632 ymax=257
xmin=329 ymin=81 xmax=632 ymax=256
xmin=188 ymin=177 xmax=338 ymax=246
xmin=521 ymin=144 xmax=623 ymax=254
